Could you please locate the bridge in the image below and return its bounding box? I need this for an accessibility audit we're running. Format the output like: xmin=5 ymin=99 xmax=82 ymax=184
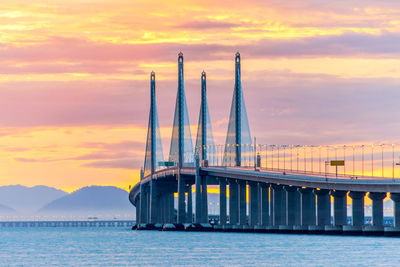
xmin=129 ymin=51 xmax=400 ymax=236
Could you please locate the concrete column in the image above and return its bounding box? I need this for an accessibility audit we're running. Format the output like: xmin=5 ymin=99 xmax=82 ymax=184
xmin=248 ymin=182 xmax=259 ymax=226
xmin=169 ymin=192 xmax=176 ymax=223
xmin=146 ymin=187 xmax=150 ymax=223
xmin=294 ymin=190 xmax=301 ymax=226
xmin=149 ymin=177 xmax=158 ymax=224
xmin=155 ymin=193 xmax=164 ymax=223
xmin=195 ymin=167 xmax=202 ymax=223
xmin=271 ymin=184 xmax=283 ymax=226
xmin=368 ymin=192 xmax=387 ymax=227
xmin=219 ymin=179 xmax=227 ymax=225
xmin=201 ymin=175 xmax=208 ymax=223
xmin=299 ymin=188 xmax=314 ymax=226
xmin=238 ymin=181 xmax=247 ymax=225
xmin=163 ymin=193 xmax=168 ymax=223
xmin=139 ymin=183 xmax=147 ymax=224
xmin=163 ymin=192 xmax=169 ymax=223
xmin=390 ymin=193 xmax=400 ymax=228
xmin=260 ymin=183 xmax=269 ymax=225
xmin=281 ymin=188 xmax=287 ymax=225
xmin=177 ymin=171 xmax=186 ymax=224
xmin=349 ymin=191 xmax=365 ymax=226
xmin=285 ymin=186 xmax=297 ymax=226
xmin=229 ymin=180 xmax=239 ymax=225
xmin=330 ymin=190 xmax=347 ymax=226
xmin=187 ymin=185 xmax=193 ymax=223
xmin=314 ymin=189 xmax=331 ymax=227
xmin=135 ymin=198 xmax=140 ymax=224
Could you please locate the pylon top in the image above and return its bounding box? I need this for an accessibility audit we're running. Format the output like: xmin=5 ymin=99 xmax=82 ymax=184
xmin=178 ymin=51 xmax=184 ymax=63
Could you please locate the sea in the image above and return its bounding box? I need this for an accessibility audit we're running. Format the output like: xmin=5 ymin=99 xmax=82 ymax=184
xmin=0 ymin=227 xmax=400 ymax=266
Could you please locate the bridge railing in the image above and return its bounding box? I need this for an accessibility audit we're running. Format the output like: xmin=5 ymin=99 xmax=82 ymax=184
xmin=201 ymin=144 xmax=400 ymax=180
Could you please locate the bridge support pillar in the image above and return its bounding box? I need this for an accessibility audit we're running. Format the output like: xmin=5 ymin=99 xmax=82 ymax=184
xmin=139 ymin=182 xmax=148 ymax=224
xmin=169 ymin=192 xmax=175 ymax=223
xmin=146 ymin=187 xmax=150 ymax=223
xmin=195 ymin=165 xmax=202 ymax=223
xmin=238 ymin=181 xmax=247 ymax=225
xmin=314 ymin=189 xmax=331 ymax=228
xmin=149 ymin=177 xmax=158 ymax=224
xmin=177 ymin=170 xmax=186 ymax=224
xmin=390 ymin=193 xmax=400 ymax=228
xmin=344 ymin=191 xmax=365 ymax=234
xmin=163 ymin=192 xmax=169 ymax=224
xmin=228 ymin=180 xmax=239 ymax=225
xmin=281 ymin=188 xmax=287 ymax=226
xmin=158 ymin=193 xmax=164 ymax=224
xmin=369 ymin=192 xmax=387 ymax=227
xmin=219 ymin=178 xmax=227 ymax=225
xmin=135 ymin=197 xmax=140 ymax=224
xmin=349 ymin=191 xmax=365 ymax=226
xmin=271 ymin=184 xmax=283 ymax=226
xmin=248 ymin=182 xmax=259 ymax=226
xmin=259 ymin=183 xmax=269 ymax=225
xmin=294 ymin=190 xmax=301 ymax=226
xmin=187 ymin=185 xmax=193 ymax=223
xmin=201 ymin=176 xmax=208 ymax=223
xmin=330 ymin=190 xmax=347 ymax=226
xmin=299 ymin=188 xmax=315 ymax=228
xmin=284 ymin=186 xmax=298 ymax=228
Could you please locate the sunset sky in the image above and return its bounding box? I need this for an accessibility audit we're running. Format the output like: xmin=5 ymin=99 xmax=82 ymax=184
xmin=1 ymin=0 xmax=400 ymax=192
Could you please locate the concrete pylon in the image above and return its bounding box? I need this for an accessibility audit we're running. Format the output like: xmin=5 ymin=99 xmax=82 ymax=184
xmin=364 ymin=192 xmax=386 ymax=234
xmin=195 ymin=156 xmax=202 ymax=223
xmin=314 ymin=189 xmax=331 ymax=227
xmin=229 ymin=180 xmax=239 ymax=225
xmin=271 ymin=184 xmax=283 ymax=226
xmin=390 ymin=193 xmax=400 ymax=228
xmin=259 ymin=183 xmax=270 ymax=225
xmin=369 ymin=192 xmax=387 ymax=227
xmin=298 ymin=187 xmax=315 ymax=229
xmin=349 ymin=191 xmax=365 ymax=226
xmin=219 ymin=178 xmax=227 ymax=225
xmin=169 ymin=52 xmax=194 ymax=224
xmin=330 ymin=190 xmax=347 ymax=226
xmin=143 ymin=71 xmax=165 ymax=224
xmin=238 ymin=181 xmax=247 ymax=225
xmin=201 ymin=175 xmax=208 ymax=223
xmin=248 ymin=182 xmax=259 ymax=226
xmin=186 ymin=185 xmax=193 ymax=223
xmin=177 ymin=169 xmax=186 ymax=224
xmin=223 ymin=52 xmax=252 ymax=167
xmin=285 ymin=186 xmax=298 ymax=227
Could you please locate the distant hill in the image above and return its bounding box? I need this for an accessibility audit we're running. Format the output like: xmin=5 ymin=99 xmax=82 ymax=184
xmin=0 ymin=203 xmax=16 ymax=215
xmin=38 ymin=186 xmax=134 ymax=217
xmin=0 ymin=185 xmax=67 ymax=214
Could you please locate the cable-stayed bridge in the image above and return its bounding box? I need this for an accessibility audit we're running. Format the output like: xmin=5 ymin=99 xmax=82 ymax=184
xmin=129 ymin=52 xmax=400 ymax=236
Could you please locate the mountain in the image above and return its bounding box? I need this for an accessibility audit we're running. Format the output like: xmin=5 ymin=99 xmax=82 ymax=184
xmin=0 ymin=203 xmax=16 ymax=215
xmin=38 ymin=186 xmax=134 ymax=217
xmin=0 ymin=185 xmax=67 ymax=214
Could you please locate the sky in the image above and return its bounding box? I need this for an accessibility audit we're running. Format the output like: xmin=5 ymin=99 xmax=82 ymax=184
xmin=1 ymin=0 xmax=400 ymax=192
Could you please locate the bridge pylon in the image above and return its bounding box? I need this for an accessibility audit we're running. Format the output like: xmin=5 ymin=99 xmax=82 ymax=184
xmin=143 ymin=71 xmax=165 ymax=224
xmin=223 ymin=51 xmax=252 ymax=167
xmin=169 ymin=52 xmax=194 ymax=224
xmin=195 ymin=71 xmax=216 ymax=163
xmin=194 ymin=71 xmax=216 ymax=223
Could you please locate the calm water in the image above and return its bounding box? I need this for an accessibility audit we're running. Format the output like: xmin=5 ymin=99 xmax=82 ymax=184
xmin=0 ymin=227 xmax=399 ymax=266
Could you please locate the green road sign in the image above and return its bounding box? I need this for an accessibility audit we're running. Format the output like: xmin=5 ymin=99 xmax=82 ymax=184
xmin=330 ymin=160 xmax=345 ymax=166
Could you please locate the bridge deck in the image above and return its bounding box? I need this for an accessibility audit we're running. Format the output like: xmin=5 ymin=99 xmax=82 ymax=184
xmin=130 ymin=166 xmax=400 ymax=203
